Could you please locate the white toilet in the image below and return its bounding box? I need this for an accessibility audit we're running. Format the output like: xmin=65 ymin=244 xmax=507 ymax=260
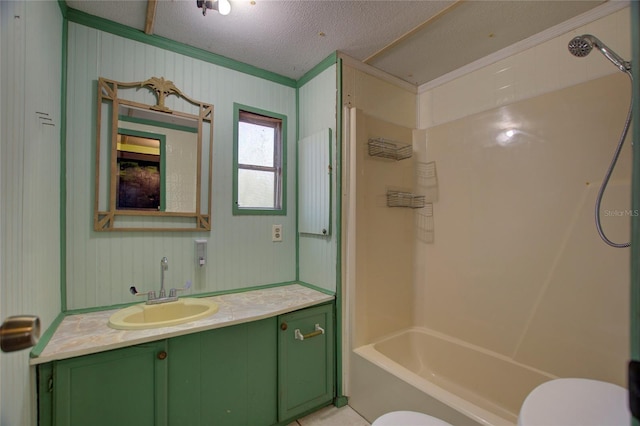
xmin=518 ymin=378 xmax=630 ymax=426
xmin=372 ymin=411 xmax=452 ymax=426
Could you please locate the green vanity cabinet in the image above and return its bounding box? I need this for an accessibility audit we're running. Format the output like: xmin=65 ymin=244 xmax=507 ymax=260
xmin=278 ymin=303 xmax=335 ymax=421
xmin=51 ymin=340 xmax=168 ymax=426
xmin=37 ymin=302 xmax=335 ymax=426
xmin=167 ymin=317 xmax=278 ymax=426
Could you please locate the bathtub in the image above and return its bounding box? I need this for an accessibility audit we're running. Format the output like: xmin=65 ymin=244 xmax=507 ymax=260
xmin=350 ymin=327 xmax=556 ymax=426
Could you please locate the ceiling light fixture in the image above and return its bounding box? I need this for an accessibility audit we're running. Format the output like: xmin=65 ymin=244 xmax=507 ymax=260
xmin=196 ymin=0 xmax=231 ymax=16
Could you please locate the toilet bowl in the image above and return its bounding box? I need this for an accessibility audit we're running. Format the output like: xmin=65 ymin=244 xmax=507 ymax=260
xmin=518 ymin=378 xmax=630 ymax=426
xmin=372 ymin=411 xmax=452 ymax=426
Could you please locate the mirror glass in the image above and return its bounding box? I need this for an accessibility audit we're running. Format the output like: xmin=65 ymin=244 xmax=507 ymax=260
xmin=95 ymin=77 xmax=213 ymax=231
xmin=116 ymin=131 xmax=162 ymax=211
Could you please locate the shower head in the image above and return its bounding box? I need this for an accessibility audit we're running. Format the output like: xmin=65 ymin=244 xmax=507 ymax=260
xmin=568 ymin=34 xmax=631 ymax=73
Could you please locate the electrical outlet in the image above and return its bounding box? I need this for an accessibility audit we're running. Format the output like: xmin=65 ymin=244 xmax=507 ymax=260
xmin=272 ymin=225 xmax=283 ymax=242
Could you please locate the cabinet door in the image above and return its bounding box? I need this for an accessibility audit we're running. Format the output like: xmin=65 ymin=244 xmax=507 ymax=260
xmin=54 ymin=341 xmax=168 ymax=426
xmin=37 ymin=363 xmax=54 ymax=426
xmin=278 ymin=303 xmax=334 ymax=421
xmin=168 ymin=317 xmax=278 ymax=426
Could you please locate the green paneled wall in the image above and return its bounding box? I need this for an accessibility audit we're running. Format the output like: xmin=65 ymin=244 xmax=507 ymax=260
xmin=0 ymin=1 xmax=63 ymax=425
xmin=298 ymin=64 xmax=338 ymax=292
xmin=65 ymin=24 xmax=297 ymax=309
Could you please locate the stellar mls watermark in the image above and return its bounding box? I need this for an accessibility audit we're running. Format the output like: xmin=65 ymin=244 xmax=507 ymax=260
xmin=603 ymin=209 xmax=639 ymax=217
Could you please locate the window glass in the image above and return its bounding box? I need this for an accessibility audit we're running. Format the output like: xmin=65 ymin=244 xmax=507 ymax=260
xmin=238 ymin=169 xmax=275 ymax=208
xmin=233 ymin=105 xmax=286 ymax=215
xmin=238 ymin=122 xmax=275 ymax=167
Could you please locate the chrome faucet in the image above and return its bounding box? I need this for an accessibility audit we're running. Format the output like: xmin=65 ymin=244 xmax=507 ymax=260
xmin=129 ymin=256 xmax=190 ymax=305
xmin=160 ymin=256 xmax=169 ymax=298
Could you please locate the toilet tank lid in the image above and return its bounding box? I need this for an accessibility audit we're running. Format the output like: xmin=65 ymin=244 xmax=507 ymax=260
xmin=518 ymin=378 xmax=630 ymax=426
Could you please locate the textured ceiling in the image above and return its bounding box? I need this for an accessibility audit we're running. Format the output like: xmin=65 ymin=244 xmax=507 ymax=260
xmin=65 ymin=0 xmax=607 ymax=86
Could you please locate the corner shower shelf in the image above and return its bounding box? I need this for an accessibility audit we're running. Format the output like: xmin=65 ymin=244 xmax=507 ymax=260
xmin=368 ymin=138 xmax=412 ymax=161
xmin=387 ymin=191 xmax=426 ymax=209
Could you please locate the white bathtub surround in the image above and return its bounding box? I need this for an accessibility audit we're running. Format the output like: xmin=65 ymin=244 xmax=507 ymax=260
xmin=414 ymin=73 xmax=630 ymax=385
xmin=348 ymin=73 xmax=631 ymax=426
xmin=348 ymin=109 xmax=417 ymax=348
xmin=31 ymin=284 xmax=333 ymax=364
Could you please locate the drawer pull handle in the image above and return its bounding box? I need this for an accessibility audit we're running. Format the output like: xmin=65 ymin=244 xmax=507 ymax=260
xmin=294 ymin=324 xmax=324 ymax=341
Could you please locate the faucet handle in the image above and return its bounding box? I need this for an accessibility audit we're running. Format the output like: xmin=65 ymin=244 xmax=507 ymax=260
xmin=168 ymin=281 xmax=192 ymax=298
xmin=130 ymin=286 xmax=156 ymax=301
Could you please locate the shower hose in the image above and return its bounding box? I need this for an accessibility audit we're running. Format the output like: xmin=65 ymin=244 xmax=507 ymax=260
xmin=594 ymin=72 xmax=633 ymax=248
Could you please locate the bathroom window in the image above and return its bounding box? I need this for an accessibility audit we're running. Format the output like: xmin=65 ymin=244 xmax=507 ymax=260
xmin=233 ymin=104 xmax=287 ymax=215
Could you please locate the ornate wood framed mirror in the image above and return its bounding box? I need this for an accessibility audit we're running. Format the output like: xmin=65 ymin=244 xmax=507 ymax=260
xmin=95 ymin=77 xmax=213 ymax=231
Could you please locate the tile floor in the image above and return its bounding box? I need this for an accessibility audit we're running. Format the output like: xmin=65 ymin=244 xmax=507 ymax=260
xmin=291 ymin=405 xmax=371 ymax=426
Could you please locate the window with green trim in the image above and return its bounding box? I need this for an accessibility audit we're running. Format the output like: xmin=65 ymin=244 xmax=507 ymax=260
xmin=233 ymin=104 xmax=287 ymax=215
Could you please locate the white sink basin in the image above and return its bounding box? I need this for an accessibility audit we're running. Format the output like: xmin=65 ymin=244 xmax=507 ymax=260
xmin=108 ymin=298 xmax=219 ymax=330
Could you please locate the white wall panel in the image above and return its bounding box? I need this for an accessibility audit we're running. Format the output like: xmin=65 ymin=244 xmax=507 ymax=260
xmin=299 ymin=128 xmax=331 ymax=236
xmin=298 ymin=65 xmax=337 ymax=292
xmin=66 ymin=24 xmax=297 ymax=309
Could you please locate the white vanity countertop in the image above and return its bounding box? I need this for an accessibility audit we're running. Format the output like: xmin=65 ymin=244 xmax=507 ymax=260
xmin=30 ymin=284 xmax=333 ymax=365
